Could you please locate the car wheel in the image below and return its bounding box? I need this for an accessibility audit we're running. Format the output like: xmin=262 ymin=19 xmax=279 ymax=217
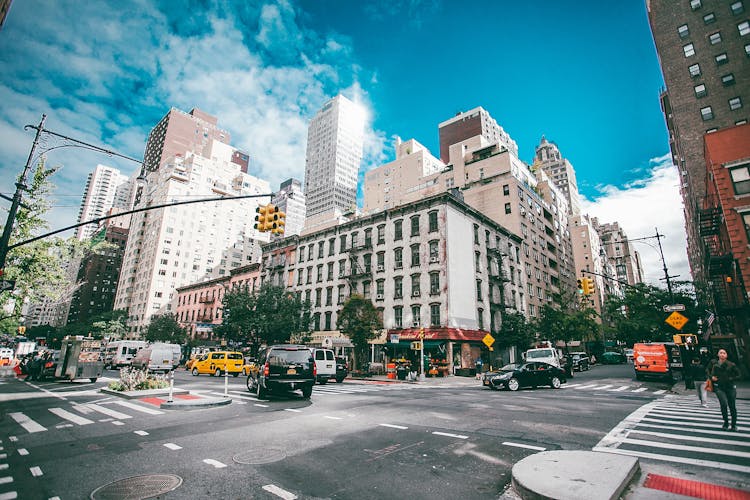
xmin=550 ymin=376 xmax=562 ymax=389
xmin=507 ymin=378 xmax=520 ymax=391
xmin=246 ymin=375 xmax=256 ymax=392
xmin=256 ymin=379 xmax=267 ymax=399
xmin=191 ymin=368 xmax=199 ymax=376
xmin=301 ymin=384 xmax=313 ymax=398
xmin=319 ymin=378 xmax=328 ymax=385
xmin=90 ymin=378 xmax=98 ymax=383
xmin=232 ymin=372 xmax=239 ymax=377
xmin=215 ymin=368 xmax=222 ymax=377
xmin=335 ymin=377 xmax=344 ymax=383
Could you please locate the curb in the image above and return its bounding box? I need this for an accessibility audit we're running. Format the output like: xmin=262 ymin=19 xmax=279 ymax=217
xmin=99 ymin=387 xmax=191 ymax=400
xmin=160 ymin=397 xmax=232 ymax=409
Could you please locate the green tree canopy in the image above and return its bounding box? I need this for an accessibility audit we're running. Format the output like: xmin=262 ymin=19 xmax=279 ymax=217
xmin=337 ymin=294 xmax=383 ymax=370
xmin=145 ymin=314 xmax=187 ymax=344
xmin=215 ymin=284 xmax=309 ymax=351
xmin=534 ymin=290 xmax=599 ymax=351
xmin=496 ymin=311 xmax=535 ymax=353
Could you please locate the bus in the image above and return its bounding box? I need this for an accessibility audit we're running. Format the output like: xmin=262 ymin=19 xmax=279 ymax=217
xmin=104 ymin=340 xmax=147 ymax=369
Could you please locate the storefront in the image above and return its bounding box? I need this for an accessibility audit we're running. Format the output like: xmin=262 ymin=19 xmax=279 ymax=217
xmin=384 ymin=327 xmax=491 ymax=377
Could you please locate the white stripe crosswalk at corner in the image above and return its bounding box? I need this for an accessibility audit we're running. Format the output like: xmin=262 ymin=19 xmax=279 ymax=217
xmin=111 ymin=400 xmax=164 ymax=415
xmin=74 ymin=403 xmax=132 ymax=420
xmin=594 ymin=395 xmax=750 ymax=473
xmin=48 ymin=408 xmax=94 ymax=426
xmin=8 ymin=413 xmax=46 ymax=433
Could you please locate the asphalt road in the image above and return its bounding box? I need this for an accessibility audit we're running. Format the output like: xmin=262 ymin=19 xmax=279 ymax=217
xmin=1 ymin=362 xmax=746 ymax=499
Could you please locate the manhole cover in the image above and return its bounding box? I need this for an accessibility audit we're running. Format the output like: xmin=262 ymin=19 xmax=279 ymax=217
xmin=233 ymin=447 xmax=287 ymax=465
xmin=90 ymin=474 xmax=182 ymax=500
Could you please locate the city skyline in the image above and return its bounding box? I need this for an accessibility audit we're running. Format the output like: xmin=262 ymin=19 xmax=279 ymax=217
xmin=0 ymin=1 xmax=686 ymax=285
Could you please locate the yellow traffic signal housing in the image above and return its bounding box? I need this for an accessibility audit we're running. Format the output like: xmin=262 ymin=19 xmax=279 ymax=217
xmin=674 ymin=333 xmax=698 ymax=345
xmin=582 ymin=277 xmax=595 ymax=295
xmin=271 ymin=209 xmax=286 ymax=235
xmin=254 ymin=204 xmax=270 ymax=232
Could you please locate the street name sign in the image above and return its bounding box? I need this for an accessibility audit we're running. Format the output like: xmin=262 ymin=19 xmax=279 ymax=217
xmin=663 ymin=304 xmax=686 ymax=312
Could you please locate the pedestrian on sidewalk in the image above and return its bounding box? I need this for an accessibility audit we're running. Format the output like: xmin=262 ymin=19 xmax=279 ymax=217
xmin=707 ymin=348 xmax=741 ymax=431
xmin=689 ymin=357 xmax=708 ymax=407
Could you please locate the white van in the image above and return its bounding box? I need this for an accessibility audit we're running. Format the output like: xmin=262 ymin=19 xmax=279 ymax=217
xmin=523 ymin=347 xmax=562 ymax=368
xmin=131 ymin=344 xmax=175 ymax=373
xmin=151 ymin=343 xmax=182 ymax=369
xmin=105 ymin=340 xmax=147 ymax=368
xmin=310 ymin=348 xmax=336 ymax=384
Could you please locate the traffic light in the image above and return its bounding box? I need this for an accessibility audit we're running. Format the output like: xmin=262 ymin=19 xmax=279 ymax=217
xmin=18 ymin=325 xmax=26 ymax=335
xmin=254 ymin=204 xmax=270 ymax=232
xmin=410 ymin=341 xmax=422 ymax=350
xmin=582 ymin=277 xmax=594 ymax=295
xmin=674 ymin=333 xmax=698 ymax=345
xmin=419 ymin=327 xmax=425 ymax=340
xmin=271 ymin=208 xmax=286 ymax=235
xmin=577 ymin=279 xmax=583 ymax=294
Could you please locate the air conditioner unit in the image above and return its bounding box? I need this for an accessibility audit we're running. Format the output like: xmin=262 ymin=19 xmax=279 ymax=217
xmin=520 ymin=208 xmax=526 ymax=215
xmin=377 ymin=265 xmax=385 ymax=272
xmin=429 ymin=256 xmax=439 ymax=263
xmin=412 ymin=291 xmax=421 ymax=297
xmin=412 ymin=322 xmax=420 ymax=328
xmin=376 ymin=294 xmax=384 ymax=300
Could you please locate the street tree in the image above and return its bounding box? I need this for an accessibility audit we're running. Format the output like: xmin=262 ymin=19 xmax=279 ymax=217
xmin=216 ymin=284 xmax=309 ymax=351
xmin=337 ymin=294 xmax=382 ymax=371
xmin=90 ymin=309 xmax=128 ymax=340
xmin=496 ymin=311 xmax=535 ymax=354
xmin=534 ymin=290 xmax=599 ymax=351
xmin=145 ymin=314 xmax=187 ymax=344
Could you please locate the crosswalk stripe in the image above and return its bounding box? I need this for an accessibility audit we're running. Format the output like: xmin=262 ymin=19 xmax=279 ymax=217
xmin=652 ymin=389 xmax=667 ymax=395
xmin=8 ymin=413 xmax=46 ymax=433
xmin=112 ymin=400 xmax=164 ymax=415
xmin=80 ymin=403 xmax=132 ymax=420
xmin=634 ymin=422 xmax=743 ymax=437
xmin=592 ymin=385 xmax=614 ymax=390
xmin=574 ymin=384 xmax=600 ymax=390
xmin=626 ymin=428 xmax=749 ymax=446
xmin=592 ymin=446 xmax=750 ymax=474
xmin=49 ymin=408 xmax=93 ymax=426
xmin=631 ymin=388 xmax=648 ymax=393
xmin=609 ymin=386 xmax=629 ymax=392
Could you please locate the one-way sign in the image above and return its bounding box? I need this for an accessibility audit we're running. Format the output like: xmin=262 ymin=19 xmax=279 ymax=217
xmin=0 ymin=280 xmax=16 ymax=292
xmin=663 ymin=304 xmax=685 ymax=312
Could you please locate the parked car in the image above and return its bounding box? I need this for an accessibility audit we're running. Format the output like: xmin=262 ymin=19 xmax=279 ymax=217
xmin=600 ymin=351 xmax=627 ymax=365
xmin=191 ymin=351 xmax=244 ymax=377
xmin=335 ymin=356 xmax=348 ymax=383
xmin=482 ymin=361 xmax=567 ymax=391
xmin=310 ymin=348 xmax=336 ymax=384
xmin=569 ymin=352 xmax=590 ymax=372
xmin=246 ymin=344 xmax=315 ymax=399
xmin=242 ymin=357 xmax=258 ymax=376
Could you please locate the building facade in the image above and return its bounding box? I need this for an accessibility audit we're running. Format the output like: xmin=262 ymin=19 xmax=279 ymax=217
xmin=438 ymin=106 xmax=519 ymax=164
xmin=593 ymin=219 xmax=644 ymax=287
xmin=272 ymin=178 xmax=306 ymax=238
xmin=647 ymin=0 xmax=750 ymax=283
xmin=76 ymin=165 xmax=133 ymax=240
xmin=261 ymin=192 xmax=526 ymax=370
xmin=534 ymin=136 xmax=582 ymax=216
xmin=114 ymin=137 xmax=270 ymax=335
xmin=303 ymin=94 xmax=365 ymax=219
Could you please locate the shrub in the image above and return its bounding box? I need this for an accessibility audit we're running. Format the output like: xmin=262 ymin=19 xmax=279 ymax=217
xmin=107 ymin=367 xmax=169 ymax=392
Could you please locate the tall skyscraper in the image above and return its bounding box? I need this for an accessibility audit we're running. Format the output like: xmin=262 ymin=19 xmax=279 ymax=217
xmin=592 ymin=219 xmax=644 ymax=287
xmin=533 ymin=136 xmax=582 ymax=216
xmin=304 ymin=94 xmax=365 ymax=219
xmin=647 ymin=0 xmax=750 ymax=282
xmin=438 ymin=106 xmax=519 ymax=164
xmin=75 ymin=165 xmax=132 ymax=240
xmin=271 ymin=178 xmax=306 ymax=238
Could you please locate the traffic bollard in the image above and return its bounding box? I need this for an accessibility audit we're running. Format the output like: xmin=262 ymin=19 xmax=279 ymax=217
xmin=168 ymin=369 xmax=174 ymax=403
xmin=224 ymin=367 xmax=228 ymax=396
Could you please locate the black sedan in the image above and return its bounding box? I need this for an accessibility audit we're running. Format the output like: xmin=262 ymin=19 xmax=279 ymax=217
xmin=482 ymin=361 xmax=567 ymax=391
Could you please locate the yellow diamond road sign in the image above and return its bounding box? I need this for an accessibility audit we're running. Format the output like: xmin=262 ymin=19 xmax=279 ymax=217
xmin=665 ymin=311 xmax=689 ymax=331
xmin=482 ymin=334 xmax=495 ymax=348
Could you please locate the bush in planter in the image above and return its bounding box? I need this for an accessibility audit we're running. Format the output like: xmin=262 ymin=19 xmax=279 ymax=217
xmin=107 ymin=367 xmax=169 ymax=391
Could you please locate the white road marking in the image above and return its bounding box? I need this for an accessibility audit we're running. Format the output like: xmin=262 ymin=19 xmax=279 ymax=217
xmin=49 ymin=408 xmax=94 ymax=426
xmin=0 ymin=477 xmax=12 ymax=485
xmin=222 ymin=391 xmax=259 ymax=401
xmin=55 ymin=424 xmax=73 ymax=429
xmin=615 ymin=437 xmax=750 ymax=459
xmin=81 ymin=403 xmax=132 ymax=420
xmin=631 ymin=388 xmax=648 ymax=393
xmin=432 ymin=431 xmax=468 ymax=439
xmin=29 ymin=467 xmax=43 ymax=477
xmin=653 ymin=390 xmax=667 ymax=395
xmin=254 ymin=403 xmax=269 ymax=408
xmin=0 ymin=454 xmax=5 ymax=459
xmin=283 ymin=408 xmax=302 ymax=413
xmin=0 ymin=491 xmax=17 ymax=499
xmin=628 ymin=428 xmax=750 ymax=446
xmin=592 ymin=446 xmax=750 ymax=474
xmin=203 ymin=459 xmax=227 ymax=468
xmin=163 ymin=443 xmax=182 ymax=451
xmin=48 ymin=497 xmax=61 ymax=500
xmin=592 ymin=385 xmax=613 ymax=391
xmin=502 ymin=441 xmax=546 ymax=451
xmin=574 ymin=384 xmax=599 ymax=390
xmin=134 ymin=430 xmax=149 ymax=436
xmin=324 ymin=416 xmax=343 ymax=420
xmin=262 ymin=484 xmax=297 ymax=500
xmin=112 ymin=421 xmax=125 ymax=426
xmin=609 ymin=386 xmax=629 ymax=392
xmin=112 ymin=400 xmax=164 ymax=415
xmin=0 ymin=464 xmax=7 ymax=470
xmin=8 ymin=437 xmax=16 ymax=442
xmin=379 ymin=423 xmax=408 ymax=430
xmin=8 ymin=413 xmax=46 ymax=433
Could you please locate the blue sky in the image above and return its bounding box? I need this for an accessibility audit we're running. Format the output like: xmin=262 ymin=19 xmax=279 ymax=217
xmin=0 ymin=0 xmax=687 ymax=284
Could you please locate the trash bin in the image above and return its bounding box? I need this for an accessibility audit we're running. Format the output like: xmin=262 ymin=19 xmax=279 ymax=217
xmin=396 ymin=365 xmax=407 ymax=380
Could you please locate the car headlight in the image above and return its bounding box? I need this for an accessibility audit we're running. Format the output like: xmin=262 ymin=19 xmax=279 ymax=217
xmin=492 ymin=373 xmax=512 ymax=381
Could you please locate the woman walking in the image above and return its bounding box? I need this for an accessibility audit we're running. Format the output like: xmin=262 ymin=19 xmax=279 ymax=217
xmin=707 ymin=349 xmax=741 ymax=431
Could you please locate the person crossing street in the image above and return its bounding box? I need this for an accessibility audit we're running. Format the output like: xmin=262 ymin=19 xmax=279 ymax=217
xmin=707 ymin=348 xmax=741 ymax=431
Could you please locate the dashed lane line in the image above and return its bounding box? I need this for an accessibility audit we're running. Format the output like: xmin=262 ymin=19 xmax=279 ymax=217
xmin=29 ymin=467 xmax=43 ymax=477
xmin=610 ymin=386 xmax=629 ymax=392
xmin=502 ymin=442 xmax=546 ymax=451
xmin=0 ymin=491 xmax=17 ymax=499
xmin=134 ymin=430 xmax=149 ymax=436
xmin=631 ymin=388 xmax=648 ymax=393
xmin=262 ymin=484 xmax=297 ymax=500
xmin=379 ymin=423 xmax=408 ymax=430
xmin=324 ymin=416 xmax=343 ymax=420
xmin=17 ymin=450 xmax=27 ymax=456
xmin=0 ymin=477 xmax=12 ymax=485
xmin=432 ymin=431 xmax=468 ymax=439
xmin=163 ymin=443 xmax=182 ymax=451
xmin=283 ymin=408 xmax=302 ymax=413
xmin=203 ymin=459 xmax=227 ymax=469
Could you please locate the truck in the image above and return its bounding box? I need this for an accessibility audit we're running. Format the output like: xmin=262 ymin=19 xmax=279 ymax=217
xmin=55 ymin=336 xmax=104 ymax=382
xmin=522 ymin=342 xmax=563 ymax=368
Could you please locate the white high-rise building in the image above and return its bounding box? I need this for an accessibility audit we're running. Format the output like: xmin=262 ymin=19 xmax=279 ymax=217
xmin=304 ymin=94 xmax=365 ymax=219
xmin=271 ymin=178 xmax=306 ymax=238
xmin=114 ymin=139 xmax=271 ymax=334
xmin=76 ymin=165 xmax=133 ymax=240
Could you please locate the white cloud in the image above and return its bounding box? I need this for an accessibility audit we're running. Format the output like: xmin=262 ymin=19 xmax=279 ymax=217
xmin=581 ymin=153 xmax=690 ymax=287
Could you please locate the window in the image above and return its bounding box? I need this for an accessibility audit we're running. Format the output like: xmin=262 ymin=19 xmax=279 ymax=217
xmin=430 ymin=272 xmax=440 ymax=295
xmin=315 ymin=289 xmax=322 ymax=307
xmin=394 ymin=276 xmax=403 ymax=299
xmin=318 ymin=242 xmax=324 ymax=258
xmin=703 ymin=12 xmax=716 ymax=24
xmin=377 ymin=225 xmax=385 ymax=244
xmin=715 ymin=52 xmax=728 ymax=65
xmin=683 ymin=43 xmax=695 ymax=57
xmin=678 ymin=24 xmax=690 ymax=38
xmin=730 ymin=97 xmax=743 ymax=110
xmin=739 ymin=20 xmax=750 ymax=36
xmin=477 ymin=308 xmax=484 ymax=330
xmin=326 ymin=287 xmax=333 ymax=306
xmin=394 ymin=220 xmax=403 ymax=240
xmin=324 ymin=311 xmax=332 ymax=331
xmin=694 ymin=83 xmax=707 ymax=98
xmin=394 ymin=306 xmax=403 ymax=328
xmin=709 ymin=31 xmax=722 ymax=44
xmin=298 ymin=246 xmax=305 ymax=262
xmin=411 ymin=274 xmax=421 ymax=296
xmin=327 ymin=262 xmax=334 ymax=281
xmin=731 ymin=1 xmax=744 ymax=14
xmin=338 ymin=259 xmax=346 ymax=278
xmin=473 ymin=224 xmax=479 ymax=244
xmin=430 ymin=304 xmax=440 ymax=327
xmin=317 ymin=265 xmax=323 ymax=282
xmin=476 ymin=279 xmax=482 ymax=301
xmin=377 ymin=252 xmax=385 ymax=269
xmin=364 ymin=228 xmax=372 ymax=247
xmin=340 ymin=234 xmax=347 ymax=252
xmin=503 ymin=184 xmax=510 ymax=195
xmin=411 ymin=305 xmax=421 ymax=327
xmin=376 ymin=279 xmax=385 ymax=297
xmin=742 ymin=212 xmax=750 ymax=244
xmin=428 ymin=211 xmax=438 ymax=232
xmin=410 ymin=244 xmax=420 ymax=267
xmin=328 ymin=238 xmax=335 ymax=256
xmin=505 ymin=202 xmax=512 ymax=214
xmin=691 ymin=0 xmax=701 ymax=10
xmin=429 ymin=240 xmax=439 ymax=261
xmin=689 ymin=63 xmax=701 ymax=77
xmin=701 ymin=106 xmax=714 ymax=120
xmin=410 ymin=215 xmax=420 ymax=236
xmin=729 ymin=163 xmax=750 ymax=195
xmin=394 ymin=247 xmax=403 ymax=269
xmin=722 ymin=73 xmax=736 ymax=86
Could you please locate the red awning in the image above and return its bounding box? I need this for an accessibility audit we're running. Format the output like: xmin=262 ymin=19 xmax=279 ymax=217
xmin=388 ymin=327 xmax=487 ymax=342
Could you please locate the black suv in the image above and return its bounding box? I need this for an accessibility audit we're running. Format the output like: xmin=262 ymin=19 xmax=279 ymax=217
xmin=246 ymin=345 xmax=316 ymax=399
xmin=569 ymin=352 xmax=590 ymax=372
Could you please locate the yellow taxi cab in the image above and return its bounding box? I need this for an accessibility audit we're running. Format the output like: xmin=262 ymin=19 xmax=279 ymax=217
xmin=242 ymin=357 xmax=259 ymax=376
xmin=191 ymin=351 xmax=244 ymax=377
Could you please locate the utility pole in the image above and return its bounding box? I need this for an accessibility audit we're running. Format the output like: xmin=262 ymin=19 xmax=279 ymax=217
xmin=0 ymin=114 xmax=46 ymax=272
xmin=655 ymin=227 xmax=678 ymax=300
